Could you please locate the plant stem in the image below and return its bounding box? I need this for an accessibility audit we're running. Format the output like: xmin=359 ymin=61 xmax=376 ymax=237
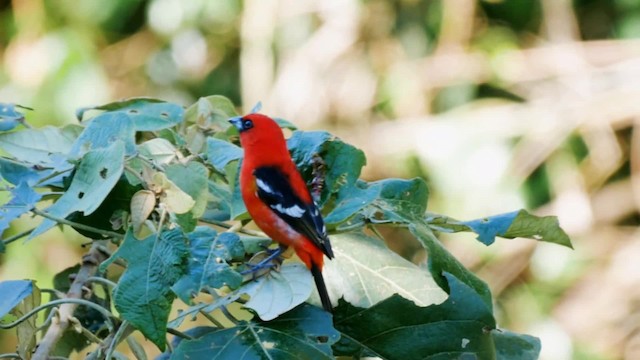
xmin=199 ymin=218 xmax=265 ymax=237
xmin=2 ymin=228 xmax=34 ymax=246
xmin=30 ymin=208 xmax=124 ymax=239
xmin=31 ymin=242 xmax=112 ymax=360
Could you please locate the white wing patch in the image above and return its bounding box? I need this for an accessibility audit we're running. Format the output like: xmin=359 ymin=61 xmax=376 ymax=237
xmin=256 ymin=178 xmax=274 ymax=194
xmin=271 ymin=203 xmax=306 ymax=218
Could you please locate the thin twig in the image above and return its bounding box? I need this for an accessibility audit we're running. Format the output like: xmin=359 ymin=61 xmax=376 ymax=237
xmin=2 ymin=228 xmax=34 ymax=246
xmin=198 ymin=309 xmax=225 ymax=328
xmin=105 ymin=321 xmax=130 ymax=360
xmin=199 ymin=218 xmax=265 ymax=237
xmin=30 ymin=208 xmax=124 ymax=239
xmin=167 ymin=327 xmax=193 ymax=340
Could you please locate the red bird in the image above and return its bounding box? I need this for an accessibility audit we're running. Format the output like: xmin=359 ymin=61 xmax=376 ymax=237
xmin=229 ymin=113 xmax=334 ymax=312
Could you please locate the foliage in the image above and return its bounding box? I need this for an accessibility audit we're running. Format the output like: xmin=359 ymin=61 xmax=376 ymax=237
xmin=0 ymin=97 xmax=571 ymax=359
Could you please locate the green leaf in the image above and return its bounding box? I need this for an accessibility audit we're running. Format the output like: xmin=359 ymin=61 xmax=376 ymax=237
xmin=0 ymin=181 xmax=42 ymax=235
xmin=493 ymin=330 xmax=541 ymax=360
xmin=333 ymin=273 xmax=496 ymax=359
xmin=0 ymin=280 xmax=33 ymax=317
xmin=202 ymin=179 xmax=232 ymax=221
xmin=0 ymin=103 xmax=26 ymax=131
xmin=410 ymin=221 xmax=493 ymax=309
xmin=227 ymin=161 xmax=248 ymax=220
xmin=69 ymin=112 xmax=136 ymax=157
xmin=172 ymin=227 xmax=244 ymax=304
xmin=427 ymin=209 xmax=573 ymax=248
xmin=138 ymin=138 xmax=177 ymax=165
xmin=184 ymin=95 xmax=239 ymax=129
xmin=165 ymin=161 xmax=209 ymax=218
xmin=0 ymin=125 xmax=80 ymax=164
xmin=323 ymin=232 xmax=447 ymax=309
xmin=101 ymin=229 xmax=188 ymax=351
xmin=77 ymin=98 xmax=184 ymax=131
xmin=325 ymin=178 xmax=428 ymax=226
xmin=0 ymin=157 xmax=44 ymax=186
xmin=30 ymin=141 xmax=126 ymax=239
xmin=205 ymin=137 xmax=243 ymax=173
xmin=287 ymin=131 xmax=366 ymax=205
xmin=274 ymin=117 xmax=298 ymax=130
xmin=242 ymin=263 xmax=314 ymax=321
xmin=173 ymin=304 xmax=339 ymax=359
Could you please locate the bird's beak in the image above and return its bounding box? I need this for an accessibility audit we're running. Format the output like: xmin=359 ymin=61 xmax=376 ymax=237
xmin=229 ymin=116 xmax=243 ymax=131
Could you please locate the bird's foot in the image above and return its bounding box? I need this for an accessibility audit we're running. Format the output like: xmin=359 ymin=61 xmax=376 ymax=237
xmin=241 ymin=247 xmax=284 ymax=277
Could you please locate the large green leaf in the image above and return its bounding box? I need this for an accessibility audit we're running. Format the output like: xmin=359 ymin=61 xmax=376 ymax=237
xmin=410 ymin=221 xmax=493 ymax=309
xmin=427 ymin=209 xmax=573 ymax=248
xmin=172 ymin=304 xmax=339 ymax=360
xmin=332 ymin=273 xmax=496 ymax=359
xmin=323 ymin=232 xmax=447 ymax=309
xmin=172 ymin=227 xmax=244 ymax=304
xmin=493 ymin=330 xmax=541 ymax=360
xmin=100 ymin=229 xmax=188 ymax=350
xmin=287 ymin=131 xmax=366 ymax=205
xmin=30 ymin=141 xmax=126 ymax=239
xmin=0 ymin=125 xmax=80 ymax=164
xmin=77 ymin=98 xmax=184 ymax=131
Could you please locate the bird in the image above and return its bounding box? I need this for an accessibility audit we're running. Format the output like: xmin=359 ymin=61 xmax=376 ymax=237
xmin=229 ymin=113 xmax=334 ymax=313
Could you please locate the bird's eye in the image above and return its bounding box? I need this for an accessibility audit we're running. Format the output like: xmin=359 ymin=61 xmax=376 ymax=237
xmin=243 ymin=119 xmax=253 ymax=130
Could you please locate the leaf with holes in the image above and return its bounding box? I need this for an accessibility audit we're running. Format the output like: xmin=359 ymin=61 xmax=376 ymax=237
xmin=69 ymin=112 xmax=136 ymax=158
xmin=77 ymin=97 xmax=184 ymax=131
xmin=172 ymin=227 xmax=244 ymax=304
xmin=30 ymin=141 xmax=125 ymax=239
xmin=427 ymin=209 xmax=573 ymax=248
xmin=173 ymin=303 xmax=339 ymax=359
xmin=333 ymin=273 xmax=496 ymax=359
xmin=322 ymin=232 xmax=447 ymax=309
xmin=100 ymin=229 xmax=188 ymax=350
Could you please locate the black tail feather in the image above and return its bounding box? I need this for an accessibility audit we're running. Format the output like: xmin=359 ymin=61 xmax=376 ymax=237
xmin=311 ymin=264 xmax=332 ymax=313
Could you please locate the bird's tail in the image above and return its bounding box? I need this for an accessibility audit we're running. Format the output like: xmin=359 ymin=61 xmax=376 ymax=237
xmin=311 ymin=264 xmax=332 ymax=313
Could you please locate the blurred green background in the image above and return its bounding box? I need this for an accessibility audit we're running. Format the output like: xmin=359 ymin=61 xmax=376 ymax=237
xmin=2 ymin=0 xmax=640 ymax=359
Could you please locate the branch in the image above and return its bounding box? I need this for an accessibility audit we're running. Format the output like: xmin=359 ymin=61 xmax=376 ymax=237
xmin=30 ymin=208 xmax=124 ymax=239
xmin=32 ymin=242 xmax=111 ymax=360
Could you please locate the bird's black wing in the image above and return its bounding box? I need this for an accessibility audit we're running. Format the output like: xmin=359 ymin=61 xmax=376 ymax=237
xmin=253 ymin=166 xmax=333 ymax=258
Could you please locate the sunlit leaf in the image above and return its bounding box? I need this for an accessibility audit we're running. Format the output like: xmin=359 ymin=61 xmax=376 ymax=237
xmin=130 ymin=190 xmax=156 ymax=234
xmin=242 ymin=263 xmax=314 ymax=321
xmin=165 ymin=162 xmax=209 ymax=217
xmin=323 ymin=232 xmax=447 ymax=309
xmin=138 ymin=138 xmax=177 ymax=165
xmin=152 ymin=172 xmax=195 ymax=215
xmin=184 ymin=95 xmax=239 ymax=130
xmin=100 ymin=229 xmax=188 ymax=351
xmin=332 ymin=273 xmax=496 ymax=359
xmin=173 ymin=304 xmax=338 ymax=359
